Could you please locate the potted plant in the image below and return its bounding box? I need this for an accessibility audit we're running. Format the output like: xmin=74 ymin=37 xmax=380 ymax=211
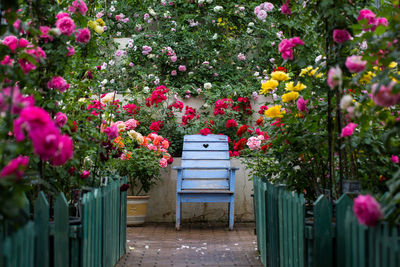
xmin=112 ymin=128 xmax=171 ymax=225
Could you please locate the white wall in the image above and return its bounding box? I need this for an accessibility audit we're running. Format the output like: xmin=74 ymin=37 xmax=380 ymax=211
xmin=146 ymin=158 xmax=255 ymax=223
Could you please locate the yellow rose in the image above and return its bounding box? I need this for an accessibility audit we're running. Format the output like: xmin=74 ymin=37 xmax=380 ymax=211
xmin=315 ymin=73 xmax=323 ymax=78
xmin=388 ymin=61 xmax=398 ymax=68
xmin=281 ymin=91 xmax=299 ymax=102
xmin=260 ymin=79 xmax=279 ymax=94
xmin=299 ymin=66 xmax=312 ymax=77
xmin=264 ymin=105 xmax=285 ymax=118
xmin=95 ymin=25 xmax=104 ymax=34
xmin=308 ymin=67 xmax=319 ymax=77
xmin=359 ymin=71 xmax=375 ymax=85
xmin=88 ymin=20 xmax=97 ymax=29
xmin=285 ymin=81 xmax=307 ymax=92
xmin=271 ymin=71 xmax=290 ymax=81
xmin=96 ymin=18 xmax=106 ymax=27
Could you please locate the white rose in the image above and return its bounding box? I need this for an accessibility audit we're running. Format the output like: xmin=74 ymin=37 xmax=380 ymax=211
xmin=248 ymin=22 xmax=254 ymax=27
xmin=204 ymin=82 xmax=212 ymax=90
xmin=340 ymin=95 xmax=353 ymax=110
xmin=213 ymin=6 xmax=223 ymax=12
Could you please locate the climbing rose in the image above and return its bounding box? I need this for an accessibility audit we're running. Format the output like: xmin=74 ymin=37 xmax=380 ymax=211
xmin=68 ymin=0 xmax=88 ymax=15
xmin=159 ymin=158 xmax=168 ymax=168
xmin=345 ymin=55 xmax=367 ymax=73
xmin=55 ymin=112 xmax=67 ymax=127
xmin=296 ymin=97 xmax=308 ymax=112
xmin=327 ymin=66 xmax=342 ymax=89
xmin=40 ymin=26 xmax=53 ymax=43
xmin=226 ymin=119 xmax=237 ymax=128
xmin=278 ymin=37 xmax=304 ymax=60
xmin=391 ymin=155 xmax=399 ymax=164
xmin=56 ymin=15 xmax=76 ymax=36
xmin=178 ymin=65 xmax=186 ymax=72
xmin=247 ymin=136 xmax=261 ymax=150
xmin=125 ymin=119 xmax=138 ymax=130
xmin=75 ymin=28 xmax=91 ymax=43
xmin=67 ymin=46 xmax=75 ymax=56
xmin=280 ymin=1 xmax=291 ymax=15
xmin=353 ymin=194 xmax=383 ymax=227
xmin=341 ymin=123 xmax=358 ymax=138
xmin=333 ymin=29 xmax=351 ymax=44
xmin=52 ymin=135 xmax=74 ymax=166
xmin=47 ymin=76 xmax=70 ymax=92
xmin=104 ymin=124 xmax=118 ymax=140
xmin=200 ymin=128 xmax=211 ymax=135
xmin=0 ymin=155 xmax=29 ymax=180
xmin=80 ymin=170 xmax=90 ymax=179
xmin=371 ymin=81 xmax=400 ymax=107
xmin=2 ymin=35 xmax=18 ymax=52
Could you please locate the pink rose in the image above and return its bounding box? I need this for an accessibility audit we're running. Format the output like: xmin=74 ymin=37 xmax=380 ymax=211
xmin=341 ymin=122 xmax=358 ymax=138
xmin=52 ymin=134 xmax=74 ymax=166
xmin=296 ymin=97 xmax=308 ymax=112
xmin=170 ymin=55 xmax=177 ymax=62
xmin=55 ymin=112 xmax=67 ymax=128
xmin=18 ymin=59 xmax=36 ymax=74
xmin=280 ymin=1 xmax=291 ymax=15
xmin=371 ymin=81 xmax=400 ymax=107
xmin=357 ymin=9 xmax=376 ymax=24
xmin=67 ymin=46 xmax=75 ymax=56
xmin=178 ymin=65 xmax=186 ymax=72
xmin=104 ymin=124 xmax=118 ymax=140
xmin=30 ymin=124 xmax=61 ymax=161
xmin=40 ymin=26 xmax=53 ymax=43
xmin=327 ymin=66 xmax=342 ymax=89
xmin=333 ymin=29 xmax=351 ymax=44
xmin=159 ymin=158 xmax=168 ymax=168
xmin=257 ymin=10 xmax=267 ymax=20
xmin=0 ymin=155 xmax=29 ymax=180
xmin=68 ymin=0 xmax=88 ymax=15
xmin=0 ymin=86 xmax=34 ymax=115
xmin=1 ymin=55 xmax=13 ymax=66
xmin=80 ymin=170 xmax=90 ymax=179
xmin=171 ymin=70 xmax=177 ymax=76
xmin=125 ymin=119 xmax=138 ymax=130
xmin=247 ymin=136 xmax=261 ymax=150
xmin=75 ymin=28 xmax=91 ymax=43
xmin=2 ymin=35 xmax=18 ymax=52
xmin=56 ymin=16 xmax=76 ymax=36
xmin=391 ymin=155 xmax=399 ymax=164
xmin=353 ymin=194 xmax=383 ymax=227
xmin=345 ymin=55 xmax=367 ymax=73
xmin=47 ymin=76 xmax=70 ymax=92
xmin=56 ymin=12 xmax=70 ymax=19
xmin=142 ymin=45 xmax=152 ymax=55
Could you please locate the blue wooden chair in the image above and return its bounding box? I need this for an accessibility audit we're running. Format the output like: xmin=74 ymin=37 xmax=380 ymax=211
xmin=173 ymin=134 xmax=239 ymax=230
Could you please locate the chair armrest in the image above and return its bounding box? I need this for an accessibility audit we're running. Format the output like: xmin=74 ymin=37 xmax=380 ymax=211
xmin=172 ymin=167 xmax=184 ymax=170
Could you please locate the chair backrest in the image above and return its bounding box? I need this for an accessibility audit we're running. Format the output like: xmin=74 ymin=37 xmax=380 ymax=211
xmin=180 ymin=134 xmax=230 ymax=190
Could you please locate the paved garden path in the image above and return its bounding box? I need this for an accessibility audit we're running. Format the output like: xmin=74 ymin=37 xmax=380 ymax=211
xmin=115 ymin=223 xmax=263 ymax=267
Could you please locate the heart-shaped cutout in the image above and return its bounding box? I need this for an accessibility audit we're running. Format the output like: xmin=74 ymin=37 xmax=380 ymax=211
xmin=203 ymin=144 xmax=209 ymax=148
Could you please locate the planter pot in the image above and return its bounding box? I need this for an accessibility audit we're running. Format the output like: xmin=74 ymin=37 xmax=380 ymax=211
xmin=127 ymin=195 xmax=150 ymax=226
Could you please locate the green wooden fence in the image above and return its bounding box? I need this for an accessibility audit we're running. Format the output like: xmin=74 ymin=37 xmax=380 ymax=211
xmin=253 ymin=176 xmax=400 ymax=267
xmin=0 ymin=177 xmax=127 ymax=267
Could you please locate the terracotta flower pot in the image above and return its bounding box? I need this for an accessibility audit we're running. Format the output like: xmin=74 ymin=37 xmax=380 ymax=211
xmin=127 ymin=195 xmax=150 ymax=226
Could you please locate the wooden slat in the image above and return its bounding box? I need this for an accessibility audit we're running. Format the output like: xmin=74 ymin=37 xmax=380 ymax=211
xmin=344 ymin=208 xmax=352 ymax=267
xmin=313 ymin=195 xmax=332 ymax=267
xmin=335 ymin=194 xmax=352 ymax=267
xmin=183 ymin=142 xmax=229 ymax=151
xmin=182 ymin=169 xmax=228 ymax=179
xmin=181 ymin=179 xmax=229 ymax=189
xmin=34 ymin=191 xmax=49 ymax=267
xmin=299 ymin=194 xmax=305 ymax=267
xmin=182 ymin=151 xmax=229 ymax=160
xmin=184 ymin=134 xmax=227 ymax=141
xmin=278 ymin=188 xmax=284 ymax=267
xmin=181 ymin=159 xmax=230 ymax=168
xmin=54 ymin=193 xmax=69 ymax=267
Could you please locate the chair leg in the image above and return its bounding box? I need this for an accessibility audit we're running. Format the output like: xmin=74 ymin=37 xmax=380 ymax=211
xmin=176 ymin=195 xmax=181 ymax=230
xmin=229 ymin=197 xmax=234 ymax=231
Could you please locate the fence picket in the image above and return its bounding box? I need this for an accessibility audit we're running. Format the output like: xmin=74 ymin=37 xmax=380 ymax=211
xmin=278 ymin=187 xmax=284 ymax=267
xmin=34 ymin=192 xmax=49 ymax=267
xmin=313 ymin=195 xmax=332 ymax=267
xmin=54 ymin=193 xmax=69 ymax=267
xmin=335 ymin=194 xmax=352 ymax=267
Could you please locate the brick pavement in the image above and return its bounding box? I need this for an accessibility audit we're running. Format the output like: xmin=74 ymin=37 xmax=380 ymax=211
xmin=115 ymin=223 xmax=263 ymax=267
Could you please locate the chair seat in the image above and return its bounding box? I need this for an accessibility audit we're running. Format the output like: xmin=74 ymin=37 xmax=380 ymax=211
xmin=178 ymin=190 xmax=234 ymax=194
